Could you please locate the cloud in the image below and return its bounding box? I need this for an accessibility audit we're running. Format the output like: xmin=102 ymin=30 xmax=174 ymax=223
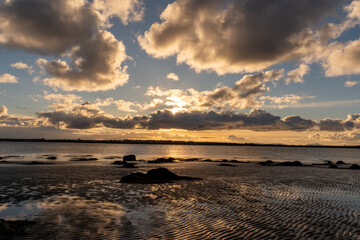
xmin=1 ymin=0 xmax=135 ymax=92
xmin=10 ymin=62 xmax=34 ymax=75
xmin=0 ymin=105 xmax=37 ymax=127
xmin=286 ymin=64 xmax=310 ymax=84
xmin=138 ymin=0 xmax=341 ymax=74
xmin=93 ymin=0 xmax=144 ymax=26
xmin=166 ymin=73 xmax=179 ymax=81
xmin=39 ymin=30 xmax=129 ymax=91
xmin=260 ymin=94 xmax=315 ymax=109
xmin=321 ymin=39 xmax=360 ymax=77
xmin=0 ymin=73 xmax=17 ymax=83
xmin=345 ymin=81 xmax=359 ymax=87
xmin=43 ymin=93 xmax=82 ymax=111
xmin=37 ymin=105 xmax=140 ymax=130
xmin=0 ymin=106 xmax=7 ymax=116
xmin=146 ymin=69 xmax=285 ymax=112
xmin=0 ymin=0 xmax=98 ymax=54
xmin=228 ymin=135 xmax=245 ymax=142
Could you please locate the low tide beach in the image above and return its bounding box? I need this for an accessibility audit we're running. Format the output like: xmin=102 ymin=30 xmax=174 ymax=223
xmin=0 ymin=142 xmax=360 ymax=239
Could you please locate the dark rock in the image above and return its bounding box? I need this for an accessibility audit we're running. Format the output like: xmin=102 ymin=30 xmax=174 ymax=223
xmin=0 ymin=219 xmax=35 ymax=240
xmin=259 ymin=160 xmax=274 ymax=166
xmin=70 ymin=157 xmax=98 ymax=161
xmin=148 ymin=157 xmax=175 ymax=164
xmin=219 ymin=163 xmax=236 ymax=167
xmin=0 ymin=156 xmax=3 ymax=160
xmin=123 ymin=155 xmax=136 ymax=162
xmin=105 ymin=156 xmax=122 ymax=159
xmin=324 ymin=160 xmax=333 ymax=165
xmin=25 ymin=161 xmax=55 ymax=165
xmin=122 ymin=163 xmax=138 ymax=168
xmin=0 ymin=160 xmax=8 ymax=164
xmin=202 ymin=159 xmax=212 ymax=162
xmin=278 ymin=161 xmax=303 ymax=166
xmin=336 ymin=161 xmax=345 ymax=165
xmin=349 ymin=164 xmax=360 ymax=170
xmin=183 ymin=158 xmax=199 ymax=162
xmin=329 ymin=164 xmax=338 ymax=169
xmin=112 ymin=160 xmax=125 ymax=165
xmin=46 ymin=156 xmax=57 ymax=160
xmin=230 ymin=160 xmax=241 ymax=163
xmin=221 ymin=159 xmax=230 ymax=162
xmin=120 ymin=167 xmax=201 ymax=184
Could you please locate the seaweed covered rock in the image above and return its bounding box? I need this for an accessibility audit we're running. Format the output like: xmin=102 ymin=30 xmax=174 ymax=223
xmin=278 ymin=161 xmax=303 ymax=166
xmin=349 ymin=164 xmax=360 ymax=170
xmin=120 ymin=167 xmax=201 ymax=184
xmin=336 ymin=161 xmax=345 ymax=165
xmin=123 ymin=155 xmax=136 ymax=162
xmin=148 ymin=157 xmax=175 ymax=164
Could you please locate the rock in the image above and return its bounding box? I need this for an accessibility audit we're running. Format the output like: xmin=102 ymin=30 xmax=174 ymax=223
xmin=230 ymin=160 xmax=241 ymax=163
xmin=278 ymin=161 xmax=303 ymax=166
xmin=183 ymin=158 xmax=199 ymax=162
xmin=122 ymin=163 xmax=138 ymax=168
xmin=120 ymin=167 xmax=201 ymax=184
xmin=123 ymin=155 xmax=136 ymax=162
xmin=46 ymin=156 xmax=57 ymax=160
xmin=259 ymin=160 xmax=274 ymax=166
xmin=218 ymin=163 xmax=236 ymax=167
xmin=202 ymin=159 xmax=212 ymax=162
xmin=70 ymin=157 xmax=98 ymax=161
xmin=0 ymin=219 xmax=35 ymax=240
xmin=112 ymin=161 xmax=125 ymax=165
xmin=25 ymin=161 xmax=55 ymax=165
xmin=336 ymin=161 xmax=345 ymax=165
xmin=329 ymin=164 xmax=338 ymax=169
xmin=349 ymin=164 xmax=360 ymax=170
xmin=148 ymin=157 xmax=175 ymax=164
xmin=324 ymin=160 xmax=333 ymax=165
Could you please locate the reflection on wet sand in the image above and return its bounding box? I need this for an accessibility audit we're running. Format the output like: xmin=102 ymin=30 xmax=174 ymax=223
xmin=0 ymin=161 xmax=360 ymax=239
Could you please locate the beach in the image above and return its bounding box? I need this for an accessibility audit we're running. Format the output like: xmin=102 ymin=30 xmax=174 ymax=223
xmin=0 ymin=142 xmax=360 ymax=239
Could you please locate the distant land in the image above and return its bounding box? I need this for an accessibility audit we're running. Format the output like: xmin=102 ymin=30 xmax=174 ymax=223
xmin=0 ymin=138 xmax=359 ymax=149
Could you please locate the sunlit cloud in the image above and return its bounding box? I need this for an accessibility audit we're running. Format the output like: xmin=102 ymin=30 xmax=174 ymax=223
xmin=0 ymin=73 xmax=17 ymax=83
xmin=139 ymin=0 xmax=341 ymax=74
xmin=166 ymin=73 xmax=179 ymax=81
xmin=10 ymin=62 xmax=34 ymax=75
xmin=345 ymin=81 xmax=359 ymax=87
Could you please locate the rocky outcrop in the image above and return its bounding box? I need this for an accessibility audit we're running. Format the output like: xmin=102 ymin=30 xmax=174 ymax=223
xmin=120 ymin=167 xmax=201 ymax=184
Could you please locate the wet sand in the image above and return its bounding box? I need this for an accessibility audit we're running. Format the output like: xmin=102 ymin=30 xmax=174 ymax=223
xmin=0 ymin=160 xmax=360 ymax=239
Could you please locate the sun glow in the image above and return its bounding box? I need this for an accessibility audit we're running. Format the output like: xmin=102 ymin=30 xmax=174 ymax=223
xmin=166 ymin=96 xmax=188 ymax=114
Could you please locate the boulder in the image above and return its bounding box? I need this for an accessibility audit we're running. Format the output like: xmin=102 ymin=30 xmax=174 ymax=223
xmin=278 ymin=161 xmax=303 ymax=166
xmin=120 ymin=167 xmax=201 ymax=184
xmin=70 ymin=157 xmax=98 ymax=161
xmin=259 ymin=160 xmax=274 ymax=166
xmin=336 ymin=161 xmax=345 ymax=165
xmin=123 ymin=155 xmax=136 ymax=162
xmin=46 ymin=156 xmax=57 ymax=160
xmin=218 ymin=163 xmax=236 ymax=167
xmin=148 ymin=157 xmax=175 ymax=164
xmin=349 ymin=164 xmax=360 ymax=170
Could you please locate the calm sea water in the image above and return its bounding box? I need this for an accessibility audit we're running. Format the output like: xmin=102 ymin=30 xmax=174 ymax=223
xmin=0 ymin=141 xmax=360 ymax=164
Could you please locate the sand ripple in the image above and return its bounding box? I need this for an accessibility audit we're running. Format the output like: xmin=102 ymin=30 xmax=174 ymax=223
xmin=0 ymin=164 xmax=360 ymax=239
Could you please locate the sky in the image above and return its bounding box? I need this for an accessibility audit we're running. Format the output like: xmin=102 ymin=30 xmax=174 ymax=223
xmin=0 ymin=0 xmax=360 ymax=145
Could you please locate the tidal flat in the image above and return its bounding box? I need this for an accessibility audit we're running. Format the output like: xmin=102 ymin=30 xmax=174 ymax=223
xmin=0 ymin=158 xmax=360 ymax=239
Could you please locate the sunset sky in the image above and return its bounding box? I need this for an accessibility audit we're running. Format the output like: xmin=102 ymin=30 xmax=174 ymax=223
xmin=1 ymin=0 xmax=360 ymax=145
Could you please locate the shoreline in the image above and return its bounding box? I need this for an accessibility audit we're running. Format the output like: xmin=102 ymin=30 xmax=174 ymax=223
xmin=0 ymin=138 xmax=358 ymax=149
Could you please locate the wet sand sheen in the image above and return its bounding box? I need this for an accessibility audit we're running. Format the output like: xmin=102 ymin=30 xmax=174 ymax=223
xmin=0 ymin=162 xmax=360 ymax=239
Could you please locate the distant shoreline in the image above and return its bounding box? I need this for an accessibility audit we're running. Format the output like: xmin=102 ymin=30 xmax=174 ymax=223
xmin=0 ymin=138 xmax=359 ymax=149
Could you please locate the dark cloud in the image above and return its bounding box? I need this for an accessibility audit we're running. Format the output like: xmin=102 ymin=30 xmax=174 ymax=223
xmin=40 ymin=30 xmax=129 ymax=91
xmin=0 ymin=0 xmax=97 ymax=54
xmin=139 ymin=0 xmax=342 ymax=74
